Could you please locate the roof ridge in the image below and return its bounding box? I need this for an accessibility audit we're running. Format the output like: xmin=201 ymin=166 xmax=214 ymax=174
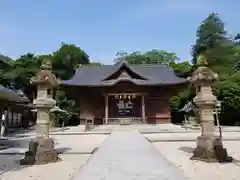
xmin=129 ymin=63 xmax=169 ymax=67
xmin=76 ymin=64 xmax=169 ymax=68
xmin=76 ymin=64 xmax=113 ymax=69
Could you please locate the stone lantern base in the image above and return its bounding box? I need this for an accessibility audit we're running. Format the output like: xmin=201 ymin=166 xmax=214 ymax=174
xmin=20 ymin=137 xmax=60 ymax=165
xmin=190 ymin=135 xmax=233 ymax=163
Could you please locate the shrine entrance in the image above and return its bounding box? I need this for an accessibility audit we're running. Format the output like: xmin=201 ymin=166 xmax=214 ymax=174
xmin=103 ymin=93 xmax=146 ymax=125
xmin=116 ymin=97 xmax=136 ymax=117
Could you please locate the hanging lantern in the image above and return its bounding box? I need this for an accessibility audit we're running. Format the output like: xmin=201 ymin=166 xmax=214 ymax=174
xmin=119 ymin=95 xmax=122 ymax=99
xmin=128 ymin=95 xmax=131 ymax=100
xmin=123 ymin=94 xmax=126 ymax=99
xmin=115 ymin=94 xmax=118 ymax=99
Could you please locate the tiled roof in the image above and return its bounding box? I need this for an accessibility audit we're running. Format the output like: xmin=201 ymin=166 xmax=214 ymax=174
xmin=62 ymin=62 xmax=187 ymax=86
xmin=0 ymin=85 xmax=29 ymax=102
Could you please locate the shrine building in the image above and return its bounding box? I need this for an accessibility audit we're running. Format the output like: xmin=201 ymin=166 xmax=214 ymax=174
xmin=61 ymin=61 xmax=186 ymax=125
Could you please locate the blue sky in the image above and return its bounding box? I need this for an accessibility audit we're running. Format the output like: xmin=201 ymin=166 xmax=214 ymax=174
xmin=0 ymin=0 xmax=240 ymax=64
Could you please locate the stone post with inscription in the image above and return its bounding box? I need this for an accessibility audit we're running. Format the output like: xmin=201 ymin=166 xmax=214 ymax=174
xmin=189 ymin=55 xmax=232 ymax=163
xmin=21 ymin=59 xmax=60 ymax=165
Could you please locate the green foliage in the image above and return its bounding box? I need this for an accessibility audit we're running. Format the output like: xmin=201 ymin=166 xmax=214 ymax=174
xmin=169 ymin=96 xmax=181 ymax=113
xmin=171 ymin=61 xmax=192 ymax=78
xmin=115 ymin=50 xmax=179 ymax=65
xmin=52 ymin=42 xmax=90 ymax=80
xmin=191 ymin=13 xmax=235 ymax=79
xmin=89 ymin=62 xmax=102 ymax=66
xmin=1 ymin=53 xmax=40 ymax=89
xmin=55 ymin=89 xmax=79 ymax=125
xmin=0 ymin=43 xmax=93 ymax=126
xmin=190 ymin=13 xmax=240 ymax=125
xmin=214 ymin=73 xmax=240 ymax=125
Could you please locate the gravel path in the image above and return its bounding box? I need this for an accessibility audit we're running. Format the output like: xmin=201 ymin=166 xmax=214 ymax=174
xmin=154 ymin=141 xmax=240 ymax=180
xmin=0 ymin=154 xmax=90 ymax=180
xmin=73 ymin=131 xmax=188 ymax=180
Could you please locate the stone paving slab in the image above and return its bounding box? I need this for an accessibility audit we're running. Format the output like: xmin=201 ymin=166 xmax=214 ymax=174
xmin=73 ymin=131 xmax=188 ymax=180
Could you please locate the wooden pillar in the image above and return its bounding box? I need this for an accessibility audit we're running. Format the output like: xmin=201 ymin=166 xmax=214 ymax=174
xmin=141 ymin=95 xmax=146 ymax=123
xmin=105 ymin=95 xmax=108 ymax=124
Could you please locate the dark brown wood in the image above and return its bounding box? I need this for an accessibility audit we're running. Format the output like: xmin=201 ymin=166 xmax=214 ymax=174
xmin=65 ymin=81 xmax=181 ymax=125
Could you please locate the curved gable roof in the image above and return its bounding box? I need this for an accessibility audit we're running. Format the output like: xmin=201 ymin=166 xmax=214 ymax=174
xmin=62 ymin=63 xmax=187 ymax=86
xmin=102 ymin=61 xmax=147 ymax=81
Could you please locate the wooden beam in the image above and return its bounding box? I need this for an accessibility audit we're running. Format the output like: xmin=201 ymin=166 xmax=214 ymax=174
xmin=141 ymin=95 xmax=146 ymax=123
xmin=106 ymin=93 xmax=147 ymax=96
xmin=105 ymin=95 xmax=108 ymax=124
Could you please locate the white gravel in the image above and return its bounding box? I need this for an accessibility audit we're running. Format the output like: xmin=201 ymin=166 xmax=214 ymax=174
xmin=0 ymin=154 xmax=91 ymax=180
xmin=52 ymin=134 xmax=108 ymax=153
xmin=0 ymin=134 xmax=109 ymax=180
xmin=153 ymin=141 xmax=240 ymax=180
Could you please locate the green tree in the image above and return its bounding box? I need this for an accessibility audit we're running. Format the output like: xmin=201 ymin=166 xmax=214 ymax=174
xmin=115 ymin=50 xmax=179 ymax=66
xmin=55 ymin=89 xmax=79 ymax=125
xmin=0 ymin=54 xmax=13 ymax=86
xmin=191 ymin=13 xmax=235 ymax=79
xmin=232 ymin=35 xmax=240 ymax=72
xmin=171 ymin=61 xmax=193 ymax=78
xmin=89 ymin=62 xmax=102 ymax=66
xmin=52 ymin=43 xmax=90 ymax=80
xmin=214 ymin=72 xmax=240 ymax=125
xmin=1 ymin=53 xmax=40 ymax=89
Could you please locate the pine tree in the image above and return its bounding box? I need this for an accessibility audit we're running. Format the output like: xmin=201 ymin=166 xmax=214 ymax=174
xmin=191 ymin=13 xmax=234 ymax=78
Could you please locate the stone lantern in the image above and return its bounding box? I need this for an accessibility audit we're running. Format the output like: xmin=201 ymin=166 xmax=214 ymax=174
xmin=189 ymin=55 xmax=232 ymax=163
xmin=20 ymin=59 xmax=61 ymax=165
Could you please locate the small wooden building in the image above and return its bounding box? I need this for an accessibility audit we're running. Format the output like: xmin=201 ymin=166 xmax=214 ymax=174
xmin=62 ymin=61 xmax=186 ymax=125
xmin=0 ymin=85 xmax=33 ymax=128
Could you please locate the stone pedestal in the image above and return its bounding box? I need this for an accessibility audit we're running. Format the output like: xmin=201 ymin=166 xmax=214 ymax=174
xmin=20 ymin=137 xmax=60 ymax=165
xmin=85 ymin=119 xmax=94 ymax=131
xmin=191 ymin=135 xmax=232 ymax=163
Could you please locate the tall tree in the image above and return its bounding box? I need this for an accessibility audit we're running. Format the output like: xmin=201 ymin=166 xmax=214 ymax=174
xmin=191 ymin=13 xmax=234 ymax=78
xmin=52 ymin=43 xmax=90 ymax=80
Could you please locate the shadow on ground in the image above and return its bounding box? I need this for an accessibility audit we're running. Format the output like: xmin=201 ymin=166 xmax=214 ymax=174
xmin=178 ymin=146 xmax=194 ymax=154
xmin=0 ymin=137 xmax=72 ymax=176
xmin=0 ymin=154 xmax=28 ymax=176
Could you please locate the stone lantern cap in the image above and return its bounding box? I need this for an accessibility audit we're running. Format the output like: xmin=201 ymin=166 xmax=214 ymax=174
xmin=30 ymin=59 xmax=60 ymax=88
xmin=188 ymin=55 xmax=218 ymax=86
